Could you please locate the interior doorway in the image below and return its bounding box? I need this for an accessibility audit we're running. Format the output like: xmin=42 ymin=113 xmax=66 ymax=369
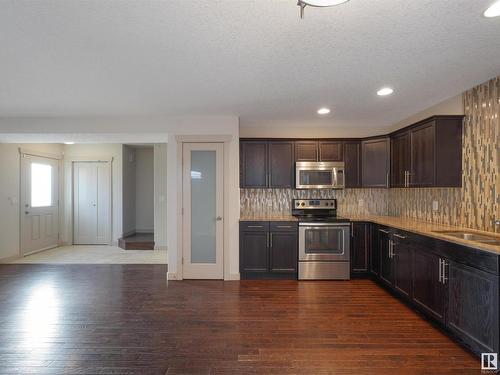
xmin=20 ymin=152 xmax=60 ymax=256
xmin=182 ymin=142 xmax=224 ymax=279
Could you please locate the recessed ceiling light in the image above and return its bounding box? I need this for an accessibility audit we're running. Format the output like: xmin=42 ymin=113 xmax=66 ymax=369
xmin=317 ymin=107 xmax=331 ymax=115
xmin=377 ymin=87 xmax=394 ymax=96
xmin=64 ymin=142 xmax=75 ymax=145
xmin=484 ymin=1 xmax=500 ymax=17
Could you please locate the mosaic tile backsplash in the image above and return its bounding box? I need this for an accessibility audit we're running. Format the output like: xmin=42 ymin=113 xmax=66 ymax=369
xmin=241 ymin=77 xmax=500 ymax=233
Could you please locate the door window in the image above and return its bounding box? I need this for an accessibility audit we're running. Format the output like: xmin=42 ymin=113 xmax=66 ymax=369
xmin=31 ymin=163 xmax=52 ymax=207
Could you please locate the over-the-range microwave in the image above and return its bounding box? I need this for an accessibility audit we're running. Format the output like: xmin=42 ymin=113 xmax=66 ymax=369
xmin=295 ymin=161 xmax=345 ymax=189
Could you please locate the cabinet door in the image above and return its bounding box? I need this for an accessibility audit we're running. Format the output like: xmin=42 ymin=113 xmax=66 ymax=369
xmin=446 ymin=260 xmax=499 ymax=354
xmin=269 ymin=231 xmax=297 ymax=273
xmin=371 ymin=226 xmax=380 ymax=276
xmin=412 ymin=249 xmax=445 ymax=322
xmin=240 ymin=141 xmax=268 ymax=188
xmin=344 ymin=142 xmax=361 ymax=188
xmin=240 ymin=231 xmax=269 ymax=273
xmin=392 ymin=239 xmax=413 ymax=298
xmin=295 ymin=141 xmax=318 ymax=162
xmin=410 ymin=122 xmax=435 ymax=187
xmin=319 ymin=141 xmax=343 ymax=162
xmin=268 ymin=141 xmax=294 ymax=188
xmin=351 ymin=223 xmax=369 ymax=273
xmin=378 ymin=229 xmax=393 ymax=286
xmin=391 ymin=132 xmax=410 ymax=187
xmin=361 ymin=138 xmax=390 ymax=188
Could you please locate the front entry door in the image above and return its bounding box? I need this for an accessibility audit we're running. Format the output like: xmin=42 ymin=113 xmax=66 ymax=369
xmin=73 ymin=162 xmax=112 ymax=245
xmin=182 ymin=143 xmax=224 ymax=279
xmin=20 ymin=154 xmax=60 ymax=255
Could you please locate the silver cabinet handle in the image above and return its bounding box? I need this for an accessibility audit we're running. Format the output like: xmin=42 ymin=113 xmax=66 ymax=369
xmin=407 ymin=171 xmax=411 ymax=187
xmin=270 ymin=233 xmax=273 ymax=248
xmin=276 ymin=225 xmax=292 ymax=229
xmin=386 ymin=172 xmax=389 ymax=188
xmin=404 ymin=171 xmax=408 ymax=187
xmin=351 ymin=223 xmax=354 ymax=238
xmin=266 ymin=232 xmax=270 ymax=248
xmin=393 ymin=234 xmax=406 ymax=239
xmin=379 ymin=229 xmax=390 ymax=234
xmin=442 ymin=259 xmax=448 ymax=284
xmin=388 ymin=240 xmax=392 ymax=258
xmin=247 ymin=225 xmax=263 ymax=228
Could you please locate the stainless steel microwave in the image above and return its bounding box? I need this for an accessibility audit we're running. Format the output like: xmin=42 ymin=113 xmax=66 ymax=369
xmin=295 ymin=162 xmax=345 ymax=189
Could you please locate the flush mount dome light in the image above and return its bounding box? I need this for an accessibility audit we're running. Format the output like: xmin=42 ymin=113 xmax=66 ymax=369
xmin=484 ymin=1 xmax=500 ymax=17
xmin=297 ymin=0 xmax=350 ymax=18
xmin=317 ymin=107 xmax=331 ymax=115
xmin=64 ymin=141 xmax=75 ymax=145
xmin=377 ymin=87 xmax=394 ymax=96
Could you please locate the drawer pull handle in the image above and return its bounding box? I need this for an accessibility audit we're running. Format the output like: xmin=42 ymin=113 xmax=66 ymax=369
xmin=277 ymin=225 xmax=292 ymax=228
xmin=393 ymin=234 xmax=406 ymax=239
xmin=247 ymin=225 xmax=263 ymax=228
xmin=379 ymin=229 xmax=390 ymax=234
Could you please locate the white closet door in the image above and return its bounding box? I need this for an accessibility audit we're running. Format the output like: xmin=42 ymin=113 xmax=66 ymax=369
xmin=73 ymin=162 xmax=111 ymax=245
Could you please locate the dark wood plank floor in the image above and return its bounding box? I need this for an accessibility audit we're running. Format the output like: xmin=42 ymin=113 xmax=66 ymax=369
xmin=0 ymin=264 xmax=479 ymax=374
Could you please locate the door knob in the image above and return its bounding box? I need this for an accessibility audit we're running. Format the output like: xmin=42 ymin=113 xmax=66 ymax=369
xmin=25 ymin=211 xmax=29 ymax=215
xmin=216 ymin=216 xmax=223 ymax=221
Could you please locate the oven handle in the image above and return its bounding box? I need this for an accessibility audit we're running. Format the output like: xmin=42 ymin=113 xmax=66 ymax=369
xmin=299 ymin=222 xmax=350 ymax=227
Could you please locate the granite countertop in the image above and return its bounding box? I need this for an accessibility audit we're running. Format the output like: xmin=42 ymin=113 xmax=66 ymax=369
xmin=240 ymin=214 xmax=500 ymax=255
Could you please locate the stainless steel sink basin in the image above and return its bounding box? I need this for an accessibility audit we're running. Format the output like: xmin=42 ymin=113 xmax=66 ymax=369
xmin=433 ymin=230 xmax=500 ymax=246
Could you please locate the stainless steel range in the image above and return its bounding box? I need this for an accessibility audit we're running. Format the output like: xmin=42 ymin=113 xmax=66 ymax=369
xmin=292 ymin=198 xmax=350 ymax=280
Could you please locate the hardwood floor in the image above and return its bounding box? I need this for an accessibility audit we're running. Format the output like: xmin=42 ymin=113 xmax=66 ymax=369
xmin=0 ymin=264 xmax=479 ymax=374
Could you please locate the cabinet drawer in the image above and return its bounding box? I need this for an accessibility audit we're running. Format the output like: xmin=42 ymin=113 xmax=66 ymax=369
xmin=240 ymin=221 xmax=269 ymax=232
xmin=270 ymin=221 xmax=297 ymax=232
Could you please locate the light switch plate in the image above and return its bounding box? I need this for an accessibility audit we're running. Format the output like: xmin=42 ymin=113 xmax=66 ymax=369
xmin=358 ymin=199 xmax=364 ymax=207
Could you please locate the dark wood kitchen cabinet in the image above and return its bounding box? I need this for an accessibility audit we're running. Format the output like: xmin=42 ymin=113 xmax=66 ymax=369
xmin=392 ymin=235 xmax=413 ymax=299
xmin=240 ymin=141 xmax=268 ymax=188
xmin=295 ymin=141 xmax=318 ymax=162
xmin=350 ymin=222 xmax=370 ymax=276
xmin=446 ymin=260 xmax=499 ymax=354
xmin=240 ymin=140 xmax=294 ymax=188
xmin=268 ymin=141 xmax=294 ymax=188
xmin=378 ymin=227 xmax=393 ymax=286
xmin=390 ymin=132 xmax=410 ymax=188
xmin=344 ymin=141 xmax=362 ymax=188
xmin=389 ymin=116 xmax=464 ymax=188
xmin=240 ymin=221 xmax=297 ymax=279
xmin=319 ymin=141 xmax=343 ymax=162
xmin=361 ymin=137 xmax=390 ymax=188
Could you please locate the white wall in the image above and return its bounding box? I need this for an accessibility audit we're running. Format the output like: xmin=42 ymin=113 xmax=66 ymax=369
xmin=0 ymin=143 xmax=64 ymax=260
xmin=122 ymin=145 xmax=136 ymax=236
xmin=154 ymin=143 xmax=168 ymax=250
xmin=135 ymin=147 xmax=154 ymax=232
xmin=62 ymin=144 xmax=123 ymax=244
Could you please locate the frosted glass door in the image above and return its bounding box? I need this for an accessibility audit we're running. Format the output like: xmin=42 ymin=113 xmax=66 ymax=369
xmin=182 ymin=143 xmax=224 ymax=279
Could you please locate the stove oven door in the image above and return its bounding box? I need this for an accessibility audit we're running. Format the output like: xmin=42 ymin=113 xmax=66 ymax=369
xmin=298 ymin=223 xmax=350 ymax=262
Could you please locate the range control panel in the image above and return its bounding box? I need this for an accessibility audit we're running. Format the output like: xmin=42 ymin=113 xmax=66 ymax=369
xmin=293 ymin=199 xmax=337 ymax=209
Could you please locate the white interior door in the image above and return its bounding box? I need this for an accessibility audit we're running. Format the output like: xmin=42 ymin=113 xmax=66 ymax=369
xmin=20 ymin=154 xmax=60 ymax=256
xmin=73 ymin=162 xmax=111 ymax=245
xmin=182 ymin=143 xmax=224 ymax=279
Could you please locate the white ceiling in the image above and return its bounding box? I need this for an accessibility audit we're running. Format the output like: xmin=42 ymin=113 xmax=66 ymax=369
xmin=1 ymin=0 xmax=499 ymax=131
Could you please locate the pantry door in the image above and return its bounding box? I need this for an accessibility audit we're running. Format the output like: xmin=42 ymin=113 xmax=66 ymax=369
xmin=182 ymin=143 xmax=224 ymax=279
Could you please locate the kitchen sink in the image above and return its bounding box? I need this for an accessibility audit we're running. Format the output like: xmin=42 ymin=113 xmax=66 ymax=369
xmin=433 ymin=230 xmax=500 ymax=246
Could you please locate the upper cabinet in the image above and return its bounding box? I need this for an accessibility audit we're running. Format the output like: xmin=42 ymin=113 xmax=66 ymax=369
xmin=240 ymin=140 xmax=294 ymax=188
xmin=344 ymin=141 xmax=362 ymax=188
xmin=361 ymin=137 xmax=390 ymax=188
xmin=295 ymin=141 xmax=344 ymax=162
xmin=390 ymin=116 xmax=463 ymax=188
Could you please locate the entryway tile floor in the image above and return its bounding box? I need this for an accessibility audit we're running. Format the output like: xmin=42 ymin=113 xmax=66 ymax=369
xmin=7 ymin=245 xmax=167 ymax=264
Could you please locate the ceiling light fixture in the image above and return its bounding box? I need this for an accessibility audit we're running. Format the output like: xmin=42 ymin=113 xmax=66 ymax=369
xmin=317 ymin=107 xmax=331 ymax=115
xmin=297 ymin=0 xmax=350 ymax=19
xmin=377 ymin=87 xmax=394 ymax=96
xmin=484 ymin=1 xmax=500 ymax=17
xmin=64 ymin=141 xmax=75 ymax=145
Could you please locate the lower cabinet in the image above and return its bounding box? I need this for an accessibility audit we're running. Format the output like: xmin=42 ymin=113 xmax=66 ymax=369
xmin=369 ymin=224 xmax=499 ymax=356
xmin=240 ymin=221 xmax=297 ymax=279
xmin=350 ymin=222 xmax=370 ymax=276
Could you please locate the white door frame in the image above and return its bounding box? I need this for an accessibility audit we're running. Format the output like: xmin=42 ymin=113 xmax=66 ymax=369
xmin=72 ymin=160 xmax=112 ymax=245
xmin=19 ymin=148 xmax=63 ymax=256
xmin=174 ymin=135 xmax=232 ymax=281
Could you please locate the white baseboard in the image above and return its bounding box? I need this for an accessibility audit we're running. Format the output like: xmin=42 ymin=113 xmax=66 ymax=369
xmin=136 ymin=229 xmax=154 ymax=234
xmin=111 ymin=240 xmax=118 ymax=246
xmin=227 ymin=273 xmax=241 ymax=281
xmin=167 ymin=272 xmax=180 ymax=280
xmin=0 ymin=254 xmax=21 ymax=263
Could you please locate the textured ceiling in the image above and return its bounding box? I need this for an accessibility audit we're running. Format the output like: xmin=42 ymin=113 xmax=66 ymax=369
xmin=1 ymin=0 xmax=499 ymax=130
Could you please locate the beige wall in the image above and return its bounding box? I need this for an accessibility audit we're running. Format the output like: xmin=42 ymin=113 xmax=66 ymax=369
xmin=135 ymin=147 xmax=154 ymax=232
xmin=0 ymin=143 xmax=64 ymax=260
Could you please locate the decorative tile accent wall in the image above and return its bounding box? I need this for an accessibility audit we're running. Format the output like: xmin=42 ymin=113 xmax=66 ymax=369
xmin=240 ymin=188 xmax=389 ymax=217
xmin=240 ymin=76 xmax=499 ymax=233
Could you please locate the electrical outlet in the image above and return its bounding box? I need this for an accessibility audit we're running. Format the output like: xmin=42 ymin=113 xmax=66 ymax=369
xmin=358 ymin=199 xmax=364 ymax=207
xmin=432 ymin=200 xmax=439 ymax=212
